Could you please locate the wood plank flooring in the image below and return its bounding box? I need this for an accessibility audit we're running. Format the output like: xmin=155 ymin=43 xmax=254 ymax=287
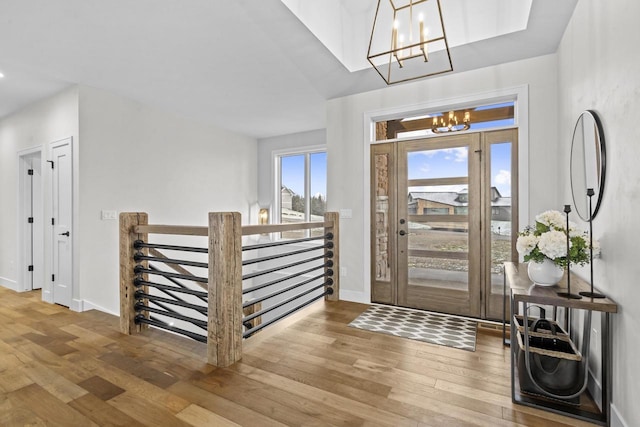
xmin=0 ymin=287 xmax=594 ymax=426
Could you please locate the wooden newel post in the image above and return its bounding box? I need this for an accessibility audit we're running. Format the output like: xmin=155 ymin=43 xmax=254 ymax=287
xmin=119 ymin=212 xmax=148 ymax=335
xmin=324 ymin=212 xmax=339 ymax=301
xmin=208 ymin=212 xmax=243 ymax=367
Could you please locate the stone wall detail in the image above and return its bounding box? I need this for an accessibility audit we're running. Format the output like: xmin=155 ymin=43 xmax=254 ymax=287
xmin=374 ymin=154 xmax=390 ymax=281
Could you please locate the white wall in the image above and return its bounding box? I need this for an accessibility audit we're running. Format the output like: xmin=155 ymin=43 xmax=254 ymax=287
xmin=0 ymin=87 xmax=79 ymax=294
xmin=77 ymin=86 xmax=258 ymax=314
xmin=326 ymin=54 xmax=560 ymax=300
xmin=558 ymin=1 xmax=640 ymax=425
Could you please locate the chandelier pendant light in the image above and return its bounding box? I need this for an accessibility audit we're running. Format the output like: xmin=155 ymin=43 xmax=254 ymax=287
xmin=431 ymin=111 xmax=471 ymax=133
xmin=368 ymin=0 xmax=453 ymax=85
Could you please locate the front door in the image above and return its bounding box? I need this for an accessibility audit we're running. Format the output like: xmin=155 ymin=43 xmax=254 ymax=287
xmin=398 ymin=134 xmax=481 ymax=317
xmin=371 ymin=129 xmax=518 ymax=320
xmin=51 ymin=139 xmax=73 ymax=307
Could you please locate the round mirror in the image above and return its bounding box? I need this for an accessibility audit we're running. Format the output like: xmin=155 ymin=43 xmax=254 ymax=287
xmin=570 ymin=110 xmax=606 ymax=221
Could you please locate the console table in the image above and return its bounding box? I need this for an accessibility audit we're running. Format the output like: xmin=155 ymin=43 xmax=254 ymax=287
xmin=504 ymin=262 xmax=618 ymax=426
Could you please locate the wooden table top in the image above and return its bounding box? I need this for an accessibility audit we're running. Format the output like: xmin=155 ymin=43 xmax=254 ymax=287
xmin=504 ymin=262 xmax=618 ymax=313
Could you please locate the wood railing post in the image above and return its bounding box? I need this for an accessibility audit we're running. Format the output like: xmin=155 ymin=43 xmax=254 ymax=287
xmin=119 ymin=212 xmax=148 ymax=334
xmin=242 ymin=303 xmax=262 ymax=331
xmin=324 ymin=212 xmax=339 ymax=301
xmin=208 ymin=212 xmax=242 ymax=367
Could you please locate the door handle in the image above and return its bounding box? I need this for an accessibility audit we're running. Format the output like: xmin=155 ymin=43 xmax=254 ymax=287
xmin=59 ymin=231 xmax=70 ymax=236
xmin=399 ymin=230 xmax=406 ymax=236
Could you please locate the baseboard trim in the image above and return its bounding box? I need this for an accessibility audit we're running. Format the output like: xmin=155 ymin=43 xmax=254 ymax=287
xmin=0 ymin=276 xmax=18 ymax=291
xmin=42 ymin=289 xmax=53 ymax=303
xmin=70 ymin=298 xmax=84 ymax=312
xmin=611 ymin=403 xmax=629 ymax=427
xmin=339 ymin=289 xmax=368 ymax=304
xmin=82 ymin=299 xmax=119 ymax=316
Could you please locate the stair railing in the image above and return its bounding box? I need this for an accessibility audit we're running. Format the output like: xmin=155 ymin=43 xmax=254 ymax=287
xmin=119 ymin=211 xmax=339 ymax=367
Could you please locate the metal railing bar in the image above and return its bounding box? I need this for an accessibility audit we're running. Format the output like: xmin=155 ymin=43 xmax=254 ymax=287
xmin=243 ymin=282 xmax=329 ymax=323
xmin=134 ymin=240 xmax=208 ymax=253
xmin=137 ymin=279 xmax=206 ymax=315
xmin=148 ymin=265 xmax=209 ymax=299
xmin=242 ymin=235 xmax=327 ymax=251
xmin=136 ymin=279 xmax=208 ymax=299
xmin=242 ymin=245 xmax=328 ymax=266
xmin=243 ymin=289 xmax=331 ymax=338
xmin=135 ymin=266 xmax=208 ymax=283
xmin=136 ymin=316 xmax=207 ymax=343
xmin=242 ymin=273 xmax=327 ymax=308
xmin=136 ymin=304 xmax=207 ymax=329
xmin=135 ymin=291 xmax=208 ymax=314
xmin=242 ymin=262 xmax=328 ymax=294
xmin=242 ymin=254 xmax=327 ymax=280
xmin=144 ymin=298 xmax=180 ymax=318
xmin=135 ymin=254 xmax=208 ymax=269
xmin=143 ymin=301 xmax=204 ymax=334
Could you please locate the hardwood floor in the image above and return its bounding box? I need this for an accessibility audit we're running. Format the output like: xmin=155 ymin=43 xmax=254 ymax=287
xmin=0 ymin=287 xmax=593 ymax=426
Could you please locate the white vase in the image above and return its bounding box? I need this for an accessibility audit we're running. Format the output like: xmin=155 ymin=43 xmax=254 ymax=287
xmin=527 ymin=259 xmax=564 ymax=286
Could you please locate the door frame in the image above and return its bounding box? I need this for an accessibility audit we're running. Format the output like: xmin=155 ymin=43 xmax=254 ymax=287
xmin=17 ymin=146 xmax=45 ymax=292
xmin=370 ymin=130 xmax=518 ymax=319
xmin=361 ymin=85 xmax=530 ymax=305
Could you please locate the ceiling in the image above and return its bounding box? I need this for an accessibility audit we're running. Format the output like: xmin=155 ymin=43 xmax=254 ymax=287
xmin=0 ymin=0 xmax=576 ymax=139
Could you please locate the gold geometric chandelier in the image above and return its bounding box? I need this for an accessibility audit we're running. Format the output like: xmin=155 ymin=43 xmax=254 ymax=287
xmin=431 ymin=111 xmax=471 ymax=133
xmin=367 ymin=0 xmax=453 ymax=85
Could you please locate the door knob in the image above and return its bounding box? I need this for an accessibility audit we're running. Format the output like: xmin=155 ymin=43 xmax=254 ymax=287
xmin=399 ymin=230 xmax=406 ymax=236
xmin=59 ymin=231 xmax=70 ymax=236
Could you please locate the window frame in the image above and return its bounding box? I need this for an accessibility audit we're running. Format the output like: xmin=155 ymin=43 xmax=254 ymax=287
xmin=273 ymin=145 xmax=327 ymax=229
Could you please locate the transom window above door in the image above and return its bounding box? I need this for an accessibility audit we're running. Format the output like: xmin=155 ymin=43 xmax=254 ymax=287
xmin=375 ymin=101 xmax=515 ymax=141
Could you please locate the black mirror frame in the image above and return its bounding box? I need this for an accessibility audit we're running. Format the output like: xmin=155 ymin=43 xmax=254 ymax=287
xmin=570 ymin=110 xmax=606 ymax=221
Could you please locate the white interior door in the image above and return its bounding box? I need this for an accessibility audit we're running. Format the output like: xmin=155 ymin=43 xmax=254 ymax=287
xmin=51 ymin=140 xmax=73 ymax=307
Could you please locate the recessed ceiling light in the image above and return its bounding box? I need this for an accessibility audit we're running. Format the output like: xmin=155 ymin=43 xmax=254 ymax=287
xmin=0 ymin=71 xmax=5 ymax=78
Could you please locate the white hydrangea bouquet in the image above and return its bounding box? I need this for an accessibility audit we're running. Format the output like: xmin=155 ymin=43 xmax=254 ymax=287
xmin=516 ymin=210 xmax=598 ymax=268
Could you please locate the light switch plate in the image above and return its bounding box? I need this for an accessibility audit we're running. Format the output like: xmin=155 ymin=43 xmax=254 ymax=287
xmin=340 ymin=209 xmax=352 ymax=219
xmin=101 ymin=210 xmax=117 ymax=220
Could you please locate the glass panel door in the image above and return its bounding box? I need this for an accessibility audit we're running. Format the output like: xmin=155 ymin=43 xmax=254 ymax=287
xmin=397 ymin=134 xmax=481 ymax=317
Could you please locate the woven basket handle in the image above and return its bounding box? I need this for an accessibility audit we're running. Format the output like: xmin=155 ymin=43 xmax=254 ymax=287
xmin=530 ymin=318 xmax=557 ymax=335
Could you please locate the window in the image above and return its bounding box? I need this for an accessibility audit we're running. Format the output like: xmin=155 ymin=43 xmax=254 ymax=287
xmin=277 ymin=149 xmax=327 ymax=237
xmin=374 ymin=101 xmax=516 ymax=141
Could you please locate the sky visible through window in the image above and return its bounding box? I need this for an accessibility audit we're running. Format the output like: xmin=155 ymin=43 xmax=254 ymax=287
xmin=407 ymin=142 xmax=511 ymax=196
xmin=282 ymin=145 xmax=510 ymax=200
xmin=282 ymin=103 xmax=513 ymax=202
xmin=281 ymin=152 xmax=327 ymax=199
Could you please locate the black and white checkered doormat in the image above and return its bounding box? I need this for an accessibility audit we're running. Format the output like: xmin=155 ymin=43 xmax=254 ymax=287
xmin=349 ymin=305 xmax=477 ymax=351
